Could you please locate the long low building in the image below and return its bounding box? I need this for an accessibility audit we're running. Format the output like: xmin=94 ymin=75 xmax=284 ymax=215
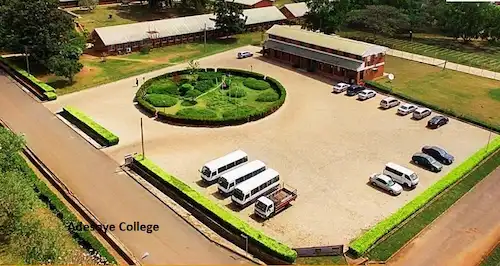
xmin=91 ymin=6 xmax=286 ymax=54
xmin=262 ymin=25 xmax=388 ymax=84
xmin=279 ymin=2 xmax=309 ymax=20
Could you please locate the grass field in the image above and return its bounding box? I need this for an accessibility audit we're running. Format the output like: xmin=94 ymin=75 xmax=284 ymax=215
xmin=480 ymin=243 xmax=500 ymax=266
xmin=377 ymin=56 xmax=500 ymax=129
xmin=295 ymin=256 xmax=347 ymax=265
xmin=366 ymin=149 xmax=500 ymax=261
xmin=339 ymin=30 xmax=500 ymax=73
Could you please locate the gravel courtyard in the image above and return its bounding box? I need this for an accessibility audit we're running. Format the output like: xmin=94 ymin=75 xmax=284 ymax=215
xmin=45 ymin=46 xmax=494 ymax=248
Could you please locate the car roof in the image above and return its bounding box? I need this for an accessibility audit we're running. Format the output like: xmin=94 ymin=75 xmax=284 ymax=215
xmin=382 ymin=97 xmax=396 ymax=101
xmin=415 ymin=107 xmax=430 ymax=112
xmin=375 ymin=173 xmax=392 ymax=182
xmin=401 ymin=103 xmax=415 ymax=107
xmin=335 ymin=82 xmax=348 ymax=86
xmin=424 ymin=145 xmax=446 ymax=154
xmin=414 ymin=152 xmax=433 ymax=159
xmin=361 ymin=89 xmax=374 ymax=93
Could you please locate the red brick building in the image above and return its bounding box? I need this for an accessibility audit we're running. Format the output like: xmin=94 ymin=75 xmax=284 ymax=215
xmin=263 ymin=25 xmax=388 ymax=84
xmin=226 ymin=0 xmax=273 ymax=8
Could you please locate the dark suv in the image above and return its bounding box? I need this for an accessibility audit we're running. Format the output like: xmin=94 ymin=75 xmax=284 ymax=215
xmin=422 ymin=146 xmax=454 ymax=165
xmin=346 ymin=85 xmax=366 ymax=96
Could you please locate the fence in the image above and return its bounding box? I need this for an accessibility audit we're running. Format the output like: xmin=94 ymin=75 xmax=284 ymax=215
xmin=386 ymin=49 xmax=500 ymax=81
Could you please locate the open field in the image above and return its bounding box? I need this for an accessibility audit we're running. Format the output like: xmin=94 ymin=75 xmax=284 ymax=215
xmin=339 ymin=30 xmax=500 ymax=73
xmin=378 ymin=56 xmax=500 ymax=129
xmin=44 ymin=46 xmax=495 ymax=248
xmin=481 ymin=242 xmax=500 ymax=266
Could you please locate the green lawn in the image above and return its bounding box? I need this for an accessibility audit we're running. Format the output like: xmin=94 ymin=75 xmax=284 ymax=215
xmin=366 ymin=149 xmax=500 ymax=261
xmin=480 ymin=243 xmax=500 ymax=266
xmin=295 ymin=256 xmax=347 ymax=265
xmin=378 ymin=56 xmax=500 ymax=129
xmin=338 ymin=30 xmax=500 ymax=73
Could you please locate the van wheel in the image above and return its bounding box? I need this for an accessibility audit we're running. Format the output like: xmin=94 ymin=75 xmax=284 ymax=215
xmin=389 ymin=190 xmax=395 ymax=195
xmin=371 ymin=182 xmax=377 ymax=186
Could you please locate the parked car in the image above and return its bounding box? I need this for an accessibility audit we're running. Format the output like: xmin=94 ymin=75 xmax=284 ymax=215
xmin=412 ymin=107 xmax=432 ymax=120
xmin=357 ymin=89 xmax=377 ymax=100
xmin=427 ymin=115 xmax=449 ymax=129
xmin=380 ymin=97 xmax=400 ymax=109
xmin=237 ymin=51 xmax=253 ymax=59
xmin=383 ymin=162 xmax=419 ymax=188
xmin=369 ymin=173 xmax=403 ymax=196
xmin=412 ymin=153 xmax=443 ymax=172
xmin=422 ymin=146 xmax=454 ymax=165
xmin=332 ymin=82 xmax=350 ymax=93
xmin=346 ymin=85 xmax=365 ymax=96
xmin=397 ymin=103 xmax=418 ymax=115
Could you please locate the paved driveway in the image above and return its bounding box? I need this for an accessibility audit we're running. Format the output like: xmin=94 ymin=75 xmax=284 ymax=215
xmin=45 ymin=45 xmax=494 ymax=248
xmin=0 ymin=71 xmax=248 ymax=264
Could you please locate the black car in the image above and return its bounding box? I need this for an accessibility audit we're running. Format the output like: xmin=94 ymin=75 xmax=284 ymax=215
xmin=412 ymin=153 xmax=443 ymax=172
xmin=346 ymin=85 xmax=365 ymax=96
xmin=422 ymin=146 xmax=454 ymax=165
xmin=427 ymin=115 xmax=449 ymax=129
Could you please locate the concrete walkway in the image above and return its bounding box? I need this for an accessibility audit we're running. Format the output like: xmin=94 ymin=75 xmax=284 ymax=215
xmin=388 ymin=165 xmax=500 ymax=266
xmin=0 ymin=69 xmax=249 ymax=265
xmin=386 ymin=49 xmax=500 ymax=81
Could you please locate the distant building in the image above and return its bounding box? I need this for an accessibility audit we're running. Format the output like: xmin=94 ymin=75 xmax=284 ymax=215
xmin=91 ymin=6 xmax=287 ymax=54
xmin=59 ymin=0 xmax=118 ymax=7
xmin=279 ymin=2 xmax=309 ymax=21
xmin=225 ymin=0 xmax=273 ymax=8
xmin=262 ymin=25 xmax=388 ymax=84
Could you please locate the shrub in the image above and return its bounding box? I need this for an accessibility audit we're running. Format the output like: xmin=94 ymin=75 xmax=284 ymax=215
xmin=140 ymin=45 xmax=151 ymax=54
xmin=178 ymin=74 xmax=197 ymax=85
xmin=185 ymin=89 xmax=202 ymax=99
xmin=144 ymin=94 xmax=178 ymax=107
xmin=147 ymin=80 xmax=179 ymax=95
xmin=180 ymin=83 xmax=194 ymax=96
xmin=256 ymin=90 xmax=279 ymax=102
xmin=132 ymin=155 xmax=297 ymax=263
xmin=176 ymin=107 xmax=218 ymax=119
xmin=222 ymin=105 xmax=257 ymax=119
xmin=227 ymin=87 xmax=246 ymax=98
xmin=198 ymin=71 xmax=223 ymax=81
xmin=44 ymin=91 xmax=57 ymax=101
xmin=243 ymin=78 xmax=270 ymax=90
xmin=63 ymin=106 xmax=119 ymax=146
xmin=181 ymin=99 xmax=198 ymax=106
xmin=194 ymin=80 xmax=215 ymax=92
xmin=349 ymin=137 xmax=500 ymax=256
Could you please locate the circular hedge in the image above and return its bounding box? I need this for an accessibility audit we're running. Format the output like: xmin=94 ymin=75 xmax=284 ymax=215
xmin=135 ymin=68 xmax=287 ymax=126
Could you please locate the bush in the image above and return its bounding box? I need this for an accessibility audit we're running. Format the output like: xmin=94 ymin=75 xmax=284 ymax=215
xmin=181 ymin=99 xmax=198 ymax=106
xmin=180 ymin=83 xmax=194 ymax=96
xmin=147 ymin=80 xmax=179 ymax=95
xmin=198 ymin=71 xmax=223 ymax=81
xmin=227 ymin=87 xmax=246 ymax=98
xmin=185 ymin=89 xmax=202 ymax=99
xmin=140 ymin=45 xmax=150 ymax=54
xmin=178 ymin=74 xmax=197 ymax=85
xmin=256 ymin=90 xmax=279 ymax=102
xmin=243 ymin=78 xmax=270 ymax=90
xmin=63 ymin=106 xmax=119 ymax=146
xmin=364 ymin=80 xmax=392 ymax=93
xmin=44 ymin=91 xmax=57 ymax=101
xmin=349 ymin=137 xmax=500 ymax=256
xmin=194 ymin=80 xmax=215 ymax=92
xmin=222 ymin=105 xmax=257 ymax=119
xmin=176 ymin=107 xmax=218 ymax=119
xmin=144 ymin=94 xmax=178 ymax=107
xmin=132 ymin=155 xmax=297 ymax=263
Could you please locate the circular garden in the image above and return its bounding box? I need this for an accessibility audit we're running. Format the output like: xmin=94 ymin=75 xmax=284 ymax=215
xmin=135 ymin=68 xmax=286 ymax=126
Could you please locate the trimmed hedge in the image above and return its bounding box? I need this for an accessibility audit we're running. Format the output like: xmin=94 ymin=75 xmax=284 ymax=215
xmin=349 ymin=136 xmax=500 ymax=256
xmin=11 ymin=154 xmax=116 ymax=264
xmin=145 ymin=94 xmax=178 ymax=107
xmin=132 ymin=155 xmax=297 ymax=263
xmin=222 ymin=106 xmax=258 ymax=119
xmin=185 ymin=89 xmax=203 ymax=98
xmin=62 ymin=106 xmax=119 ymax=146
xmin=256 ymin=90 xmax=279 ymax=102
xmin=194 ymin=80 xmax=215 ymax=92
xmin=176 ymin=107 xmax=218 ymax=119
xmin=135 ymin=68 xmax=287 ymax=126
xmin=243 ymin=78 xmax=271 ymax=90
xmin=365 ymin=80 xmax=500 ymax=132
xmin=147 ymin=80 xmax=179 ymax=95
xmin=227 ymin=86 xmax=246 ymax=98
xmin=198 ymin=71 xmax=224 ymax=81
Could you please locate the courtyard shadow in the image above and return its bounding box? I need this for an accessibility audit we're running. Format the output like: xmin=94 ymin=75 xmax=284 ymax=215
xmin=195 ymin=179 xmax=212 ymax=188
xmin=211 ymin=190 xmax=229 ymax=200
xmin=225 ymin=202 xmax=244 ymax=213
xmin=133 ymin=103 xmax=155 ymax=118
xmin=249 ymin=213 xmax=266 ymax=223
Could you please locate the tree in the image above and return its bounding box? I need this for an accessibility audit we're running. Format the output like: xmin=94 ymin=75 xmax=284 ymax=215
xmin=437 ymin=3 xmax=489 ymax=42
xmin=211 ymin=0 xmax=246 ymax=37
xmin=0 ymin=127 xmax=26 ymax=172
xmin=78 ymin=0 xmax=98 ymax=10
xmin=482 ymin=5 xmax=500 ymax=41
xmin=304 ymin=0 xmax=351 ymax=34
xmin=346 ymin=5 xmax=410 ymax=36
xmin=47 ymin=32 xmax=85 ymax=83
xmin=187 ymin=60 xmax=200 ymax=74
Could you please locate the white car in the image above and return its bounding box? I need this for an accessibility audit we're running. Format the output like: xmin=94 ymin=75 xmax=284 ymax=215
xmin=357 ymin=89 xmax=377 ymax=100
xmin=380 ymin=97 xmax=400 ymax=109
xmin=369 ymin=173 xmax=403 ymax=196
xmin=332 ymin=82 xmax=350 ymax=93
xmin=237 ymin=51 xmax=253 ymax=59
xmin=412 ymin=107 xmax=432 ymax=120
xmin=397 ymin=103 xmax=418 ymax=115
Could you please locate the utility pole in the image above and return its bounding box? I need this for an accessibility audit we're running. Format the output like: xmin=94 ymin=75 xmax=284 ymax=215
xmin=204 ymin=23 xmax=207 ymax=52
xmin=140 ymin=118 xmax=145 ymax=158
xmin=24 ymin=46 xmax=30 ymax=75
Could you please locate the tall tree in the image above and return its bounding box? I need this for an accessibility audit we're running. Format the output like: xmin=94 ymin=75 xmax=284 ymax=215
xmin=47 ymin=32 xmax=85 ymax=83
xmin=304 ymin=0 xmax=351 ymax=34
xmin=346 ymin=5 xmax=410 ymax=36
xmin=438 ymin=3 xmax=489 ymax=41
xmin=211 ymin=0 xmax=246 ymax=37
xmin=482 ymin=5 xmax=500 ymax=41
xmin=78 ymin=0 xmax=98 ymax=10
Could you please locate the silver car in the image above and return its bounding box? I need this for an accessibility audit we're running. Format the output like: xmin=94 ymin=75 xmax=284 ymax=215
xmin=369 ymin=173 xmax=403 ymax=195
xmin=397 ymin=103 xmax=418 ymax=115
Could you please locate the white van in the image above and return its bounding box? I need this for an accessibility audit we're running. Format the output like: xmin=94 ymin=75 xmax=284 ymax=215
xmin=383 ymin=162 xmax=419 ymax=188
xmin=218 ymin=160 xmax=266 ymax=195
xmin=232 ymin=169 xmax=280 ymax=207
xmin=380 ymin=97 xmax=400 ymax=109
xmin=200 ymin=150 xmax=248 ymax=182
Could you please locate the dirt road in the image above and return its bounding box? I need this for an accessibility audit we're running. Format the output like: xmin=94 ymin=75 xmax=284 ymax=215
xmin=388 ymin=166 xmax=500 ymax=266
xmin=0 ymin=70 xmax=248 ymax=264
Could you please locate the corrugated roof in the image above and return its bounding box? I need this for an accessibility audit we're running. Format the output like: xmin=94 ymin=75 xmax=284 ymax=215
xmin=94 ymin=6 xmax=286 ymax=46
xmin=266 ymin=25 xmax=388 ymax=57
xmin=282 ymin=2 xmax=309 ymax=18
xmin=225 ymin=0 xmax=262 ymax=6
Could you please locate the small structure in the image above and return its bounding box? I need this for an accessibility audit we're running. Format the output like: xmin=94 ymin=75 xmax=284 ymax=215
xmin=262 ymin=25 xmax=388 ymax=84
xmin=279 ymin=2 xmax=309 ymax=21
xmin=58 ymin=0 xmax=117 ymax=7
xmin=225 ymin=0 xmax=273 ymax=8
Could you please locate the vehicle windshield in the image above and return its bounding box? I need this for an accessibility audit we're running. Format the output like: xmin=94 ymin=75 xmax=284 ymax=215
xmin=201 ymin=166 xmax=211 ymax=177
xmin=428 ymin=156 xmax=437 ymax=163
xmin=387 ymin=179 xmax=395 ymax=186
xmin=218 ymin=178 xmax=229 ymax=189
xmin=409 ymin=173 xmax=418 ymax=180
xmin=233 ymin=189 xmax=244 ymax=201
xmin=255 ymin=201 xmax=268 ymax=212
xmin=401 ymin=106 xmax=408 ymax=110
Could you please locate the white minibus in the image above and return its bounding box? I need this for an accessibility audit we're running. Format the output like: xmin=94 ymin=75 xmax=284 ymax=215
xmin=383 ymin=162 xmax=419 ymax=188
xmin=200 ymin=150 xmax=248 ymax=182
xmin=231 ymin=169 xmax=280 ymax=207
xmin=218 ymin=160 xmax=266 ymax=195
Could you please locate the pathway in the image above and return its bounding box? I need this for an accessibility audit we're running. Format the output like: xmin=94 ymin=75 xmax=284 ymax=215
xmin=0 ymin=69 xmax=248 ymax=265
xmin=388 ymin=166 xmax=500 ymax=266
xmin=386 ymin=49 xmax=500 ymax=81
